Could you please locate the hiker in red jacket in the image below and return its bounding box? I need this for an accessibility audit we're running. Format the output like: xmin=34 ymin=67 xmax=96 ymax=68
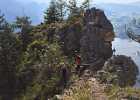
xmin=75 ymin=54 xmax=81 ymax=73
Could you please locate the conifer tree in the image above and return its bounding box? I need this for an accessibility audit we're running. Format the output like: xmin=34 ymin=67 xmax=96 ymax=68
xmin=0 ymin=13 xmax=5 ymax=31
xmin=0 ymin=12 xmax=12 ymax=33
xmin=67 ymin=0 xmax=79 ymax=17
xmin=56 ymin=0 xmax=66 ymax=21
xmin=44 ymin=0 xmax=60 ymax=24
xmin=82 ymin=0 xmax=91 ymax=10
xmin=0 ymin=12 xmax=21 ymax=100
xmin=15 ymin=16 xmax=32 ymax=50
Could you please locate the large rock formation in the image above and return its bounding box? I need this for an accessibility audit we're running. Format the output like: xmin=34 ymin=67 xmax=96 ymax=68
xmin=97 ymin=55 xmax=139 ymax=87
xmin=59 ymin=8 xmax=114 ymax=67
xmin=80 ymin=8 xmax=114 ymax=66
xmin=58 ymin=22 xmax=82 ymax=55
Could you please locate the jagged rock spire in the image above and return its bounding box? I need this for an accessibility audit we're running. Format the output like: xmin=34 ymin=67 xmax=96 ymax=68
xmin=80 ymin=8 xmax=115 ymax=68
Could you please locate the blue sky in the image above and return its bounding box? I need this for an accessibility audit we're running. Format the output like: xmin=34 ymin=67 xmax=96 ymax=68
xmin=1 ymin=0 xmax=139 ymax=24
xmin=15 ymin=0 xmax=140 ymax=4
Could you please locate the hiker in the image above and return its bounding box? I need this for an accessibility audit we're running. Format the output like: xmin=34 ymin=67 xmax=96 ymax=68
xmin=113 ymin=48 xmax=116 ymax=55
xmin=75 ymin=54 xmax=81 ymax=73
xmin=61 ymin=63 xmax=68 ymax=88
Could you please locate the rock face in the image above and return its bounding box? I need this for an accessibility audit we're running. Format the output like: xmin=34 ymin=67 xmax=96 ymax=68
xmin=59 ymin=8 xmax=114 ymax=66
xmin=97 ymin=55 xmax=139 ymax=87
xmin=59 ymin=22 xmax=82 ymax=55
xmin=80 ymin=8 xmax=114 ymax=65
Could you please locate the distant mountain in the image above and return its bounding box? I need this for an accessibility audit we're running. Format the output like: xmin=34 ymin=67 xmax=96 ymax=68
xmin=0 ymin=0 xmax=46 ymax=24
xmin=94 ymin=3 xmax=140 ymax=39
xmin=1 ymin=0 xmax=140 ymax=28
xmin=131 ymin=1 xmax=140 ymax=6
xmin=97 ymin=3 xmax=140 ymax=15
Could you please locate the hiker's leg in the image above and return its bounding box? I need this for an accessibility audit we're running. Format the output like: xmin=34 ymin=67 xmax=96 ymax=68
xmin=63 ymin=75 xmax=67 ymax=88
xmin=76 ymin=65 xmax=80 ymax=74
xmin=76 ymin=65 xmax=80 ymax=71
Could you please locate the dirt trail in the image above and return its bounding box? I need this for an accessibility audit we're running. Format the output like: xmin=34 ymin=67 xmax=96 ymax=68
xmin=59 ymin=70 xmax=108 ymax=100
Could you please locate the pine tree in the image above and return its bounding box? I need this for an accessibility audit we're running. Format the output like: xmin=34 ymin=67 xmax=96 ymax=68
xmin=0 ymin=12 xmax=12 ymax=33
xmin=44 ymin=0 xmax=60 ymax=24
xmin=15 ymin=16 xmax=32 ymax=50
xmin=0 ymin=12 xmax=21 ymax=100
xmin=0 ymin=13 xmax=5 ymax=30
xmin=82 ymin=0 xmax=91 ymax=10
xmin=67 ymin=0 xmax=79 ymax=17
xmin=56 ymin=0 xmax=66 ymax=21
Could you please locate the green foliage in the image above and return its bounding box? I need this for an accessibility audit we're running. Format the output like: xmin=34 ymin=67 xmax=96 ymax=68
xmin=0 ymin=13 xmax=22 ymax=100
xmin=18 ymin=83 xmax=42 ymax=100
xmin=82 ymin=0 xmax=91 ymax=10
xmin=56 ymin=0 xmax=66 ymax=21
xmin=67 ymin=0 xmax=81 ymax=18
xmin=14 ymin=16 xmax=32 ymax=29
xmin=44 ymin=0 xmax=90 ymax=24
xmin=0 ymin=2 xmax=83 ymax=99
xmin=105 ymin=85 xmax=140 ymax=100
xmin=14 ymin=16 xmax=33 ymax=50
xmin=0 ymin=12 xmax=13 ymax=32
xmin=44 ymin=0 xmax=60 ymax=24
xmin=17 ymin=37 xmax=73 ymax=99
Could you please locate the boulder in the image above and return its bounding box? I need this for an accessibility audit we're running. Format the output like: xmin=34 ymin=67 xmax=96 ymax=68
xmin=97 ymin=55 xmax=139 ymax=87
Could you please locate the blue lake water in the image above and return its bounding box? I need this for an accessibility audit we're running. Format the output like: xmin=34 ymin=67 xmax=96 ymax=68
xmin=112 ymin=38 xmax=140 ymax=87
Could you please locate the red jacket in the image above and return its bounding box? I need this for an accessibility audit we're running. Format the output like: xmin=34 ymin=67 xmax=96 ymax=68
xmin=76 ymin=55 xmax=81 ymax=65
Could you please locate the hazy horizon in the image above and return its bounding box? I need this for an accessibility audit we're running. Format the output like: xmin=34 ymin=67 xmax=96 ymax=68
xmin=15 ymin=0 xmax=140 ymax=4
xmin=1 ymin=0 xmax=140 ymax=24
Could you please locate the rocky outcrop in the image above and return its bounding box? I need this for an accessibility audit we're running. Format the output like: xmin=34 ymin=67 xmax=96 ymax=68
xmin=58 ymin=8 xmax=114 ymax=68
xmin=97 ymin=55 xmax=139 ymax=87
xmin=58 ymin=22 xmax=82 ymax=55
xmin=80 ymin=8 xmax=114 ymax=66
